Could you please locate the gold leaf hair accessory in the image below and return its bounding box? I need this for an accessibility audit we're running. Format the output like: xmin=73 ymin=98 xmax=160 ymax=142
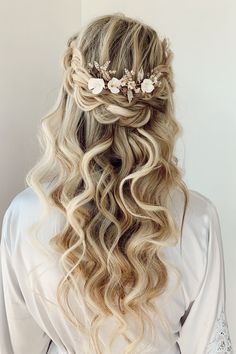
xmin=86 ymin=60 xmax=163 ymax=103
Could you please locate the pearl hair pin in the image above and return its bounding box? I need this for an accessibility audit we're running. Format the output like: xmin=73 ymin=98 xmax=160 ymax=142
xmin=87 ymin=60 xmax=163 ymax=103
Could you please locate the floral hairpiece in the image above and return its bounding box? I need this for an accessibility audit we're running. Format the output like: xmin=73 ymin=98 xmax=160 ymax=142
xmin=86 ymin=60 xmax=163 ymax=103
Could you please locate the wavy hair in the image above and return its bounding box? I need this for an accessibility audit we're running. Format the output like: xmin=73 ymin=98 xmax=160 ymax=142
xmin=26 ymin=12 xmax=189 ymax=354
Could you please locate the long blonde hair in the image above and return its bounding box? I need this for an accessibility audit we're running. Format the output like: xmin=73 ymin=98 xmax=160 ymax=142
xmin=26 ymin=12 xmax=189 ymax=354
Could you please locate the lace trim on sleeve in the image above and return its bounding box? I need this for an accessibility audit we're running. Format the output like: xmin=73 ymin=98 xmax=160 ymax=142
xmin=207 ymin=309 xmax=233 ymax=353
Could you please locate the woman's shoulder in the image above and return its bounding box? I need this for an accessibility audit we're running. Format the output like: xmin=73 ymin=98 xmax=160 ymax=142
xmin=167 ymin=188 xmax=222 ymax=305
xmin=6 ymin=186 xmax=39 ymax=210
xmin=3 ymin=182 xmax=59 ymax=218
xmin=1 ymin=184 xmax=64 ymax=255
xmin=188 ymin=188 xmax=217 ymax=211
xmin=5 ymin=185 xmax=218 ymax=233
xmin=2 ymin=186 xmax=44 ymax=230
xmin=171 ymin=187 xmax=218 ymax=226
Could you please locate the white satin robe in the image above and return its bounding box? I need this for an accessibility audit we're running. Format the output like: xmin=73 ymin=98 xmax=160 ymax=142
xmin=0 ymin=186 xmax=234 ymax=354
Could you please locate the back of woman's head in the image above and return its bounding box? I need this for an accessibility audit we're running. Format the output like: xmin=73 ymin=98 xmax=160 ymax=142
xmin=26 ymin=12 xmax=189 ymax=354
xmin=63 ymin=12 xmax=175 ymax=129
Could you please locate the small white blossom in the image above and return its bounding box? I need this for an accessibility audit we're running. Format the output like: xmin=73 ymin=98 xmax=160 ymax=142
xmin=88 ymin=78 xmax=105 ymax=94
xmin=107 ymin=77 xmax=121 ymax=93
xmin=141 ymin=78 xmax=155 ymax=93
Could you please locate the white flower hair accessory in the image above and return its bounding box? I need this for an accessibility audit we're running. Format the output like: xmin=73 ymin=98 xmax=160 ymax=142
xmin=88 ymin=78 xmax=105 ymax=94
xmin=86 ymin=60 xmax=163 ymax=103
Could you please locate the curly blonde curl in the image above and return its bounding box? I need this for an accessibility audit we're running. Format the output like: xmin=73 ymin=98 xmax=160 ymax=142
xmin=26 ymin=12 xmax=189 ymax=354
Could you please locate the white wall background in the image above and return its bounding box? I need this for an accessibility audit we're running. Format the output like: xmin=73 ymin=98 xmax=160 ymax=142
xmin=0 ymin=0 xmax=235 ymax=348
xmin=0 ymin=0 xmax=82 ymax=215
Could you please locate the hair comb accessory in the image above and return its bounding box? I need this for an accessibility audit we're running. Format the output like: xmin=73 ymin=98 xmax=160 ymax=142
xmin=86 ymin=60 xmax=163 ymax=103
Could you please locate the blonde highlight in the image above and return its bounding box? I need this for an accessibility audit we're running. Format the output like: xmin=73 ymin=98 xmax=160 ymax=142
xmin=26 ymin=12 xmax=189 ymax=354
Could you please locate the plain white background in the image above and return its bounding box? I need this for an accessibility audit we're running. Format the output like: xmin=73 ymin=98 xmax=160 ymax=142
xmin=0 ymin=0 xmax=235 ymax=348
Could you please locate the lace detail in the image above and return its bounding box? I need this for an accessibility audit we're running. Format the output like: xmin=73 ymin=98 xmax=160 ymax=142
xmin=207 ymin=309 xmax=233 ymax=353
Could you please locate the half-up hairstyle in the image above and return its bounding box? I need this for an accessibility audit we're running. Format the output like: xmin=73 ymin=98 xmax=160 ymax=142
xmin=26 ymin=12 xmax=189 ymax=354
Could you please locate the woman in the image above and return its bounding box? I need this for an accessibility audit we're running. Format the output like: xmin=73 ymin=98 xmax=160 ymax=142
xmin=0 ymin=12 xmax=233 ymax=354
